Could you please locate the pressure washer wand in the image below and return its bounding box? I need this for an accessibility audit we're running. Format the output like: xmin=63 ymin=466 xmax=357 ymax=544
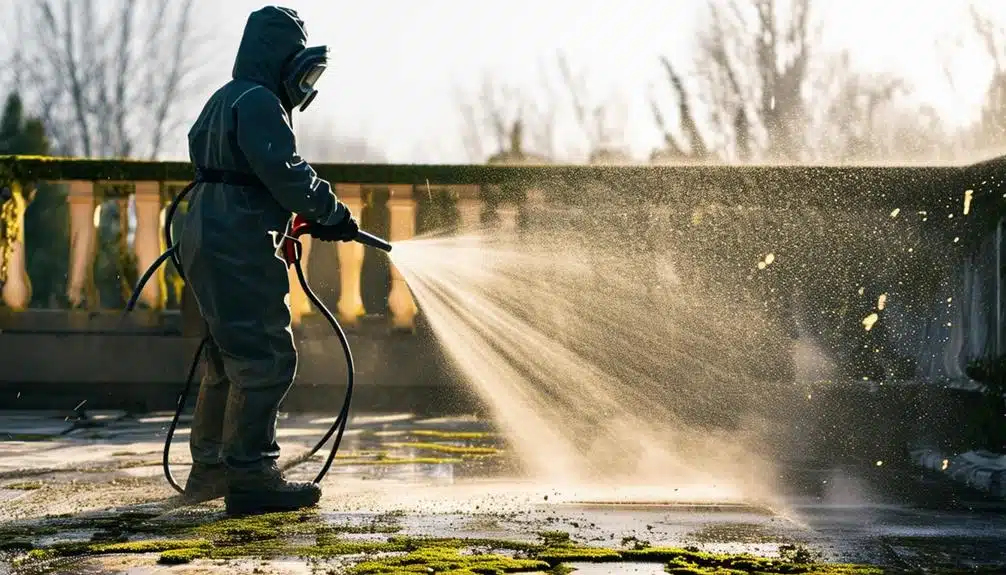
xmin=356 ymin=230 xmax=392 ymax=252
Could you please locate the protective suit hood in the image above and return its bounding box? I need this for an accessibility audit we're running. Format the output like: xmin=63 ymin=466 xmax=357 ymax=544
xmin=232 ymin=6 xmax=308 ymax=100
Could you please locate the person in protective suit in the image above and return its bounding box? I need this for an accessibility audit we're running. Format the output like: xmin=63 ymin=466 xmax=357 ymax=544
xmin=176 ymin=6 xmax=357 ymax=515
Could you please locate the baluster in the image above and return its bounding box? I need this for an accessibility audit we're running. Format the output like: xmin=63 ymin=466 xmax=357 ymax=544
xmin=455 ymin=185 xmax=482 ymax=234
xmin=66 ymin=180 xmax=98 ymax=308
xmin=163 ymin=182 xmax=190 ymax=307
xmin=287 ymin=233 xmax=313 ymax=327
xmin=498 ymin=201 xmax=519 ymax=236
xmin=1 ymin=182 xmax=31 ymax=310
xmin=521 ymin=187 xmax=546 ymax=232
xmin=336 ymin=184 xmax=366 ymax=326
xmin=132 ymin=181 xmax=165 ymax=309
xmin=387 ymin=184 xmax=417 ymax=332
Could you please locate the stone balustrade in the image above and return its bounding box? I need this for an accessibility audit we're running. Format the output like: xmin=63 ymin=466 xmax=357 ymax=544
xmin=0 ymin=154 xmax=1001 ymax=344
xmin=0 ymin=178 xmax=482 ymax=333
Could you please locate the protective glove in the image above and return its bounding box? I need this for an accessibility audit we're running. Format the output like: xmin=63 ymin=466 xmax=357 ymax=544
xmin=309 ymin=202 xmax=359 ymax=242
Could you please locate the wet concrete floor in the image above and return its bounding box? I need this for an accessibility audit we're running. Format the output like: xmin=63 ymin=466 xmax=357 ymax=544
xmin=1 ymin=409 xmax=1004 ymax=573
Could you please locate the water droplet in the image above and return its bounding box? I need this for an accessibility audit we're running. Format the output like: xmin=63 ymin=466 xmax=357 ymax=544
xmin=862 ymin=313 xmax=879 ymax=331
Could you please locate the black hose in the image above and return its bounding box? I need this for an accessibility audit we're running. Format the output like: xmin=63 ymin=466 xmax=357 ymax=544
xmin=291 ymin=246 xmax=354 ymax=483
xmin=164 ymin=182 xmax=195 ymax=281
xmin=124 ymin=246 xmax=177 ymax=313
xmin=124 ymin=183 xmax=359 ymax=494
xmin=162 ymin=335 xmax=209 ymax=493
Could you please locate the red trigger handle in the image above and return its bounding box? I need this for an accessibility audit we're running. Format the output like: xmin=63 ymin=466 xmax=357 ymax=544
xmin=283 ymin=214 xmax=312 ymax=266
xmin=290 ymin=214 xmax=311 ymax=238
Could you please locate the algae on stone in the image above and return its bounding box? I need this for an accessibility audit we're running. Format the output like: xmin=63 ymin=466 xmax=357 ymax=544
xmin=385 ymin=441 xmax=501 ymax=456
xmin=409 ymin=430 xmax=497 ymax=440
xmin=8 ymin=508 xmax=888 ymax=575
xmin=3 ymin=481 xmax=44 ymax=490
xmin=346 ymin=546 xmax=548 ymax=575
xmin=338 ymin=456 xmax=464 ymax=466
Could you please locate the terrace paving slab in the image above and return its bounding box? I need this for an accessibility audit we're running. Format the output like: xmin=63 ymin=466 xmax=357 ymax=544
xmin=1 ymin=410 xmax=1004 ymax=573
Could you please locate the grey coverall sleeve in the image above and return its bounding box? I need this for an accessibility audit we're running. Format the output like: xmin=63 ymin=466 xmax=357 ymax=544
xmin=234 ymin=87 xmax=345 ymax=226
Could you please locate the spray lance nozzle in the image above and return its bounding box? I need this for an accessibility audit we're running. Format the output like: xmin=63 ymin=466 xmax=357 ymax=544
xmin=355 ymin=230 xmax=393 ymax=253
xmin=283 ymin=214 xmax=391 ymax=266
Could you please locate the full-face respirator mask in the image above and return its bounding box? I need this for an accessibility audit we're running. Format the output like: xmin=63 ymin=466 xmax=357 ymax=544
xmin=282 ymin=45 xmax=329 ymax=112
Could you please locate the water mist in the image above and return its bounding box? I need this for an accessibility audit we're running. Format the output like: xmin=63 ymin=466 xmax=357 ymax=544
xmin=387 ymin=201 xmax=800 ymax=505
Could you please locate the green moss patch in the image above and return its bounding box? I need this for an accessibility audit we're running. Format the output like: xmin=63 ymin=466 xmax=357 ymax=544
xmin=409 ymin=430 xmax=497 ymax=441
xmin=157 ymin=546 xmax=211 ymax=564
xmin=3 ymin=481 xmax=44 ymax=490
xmin=2 ymin=433 xmax=54 ymax=442
xmin=384 ymin=441 xmax=502 ymax=456
xmin=347 ymin=546 xmax=548 ymax=574
xmin=337 ymin=456 xmax=464 ymax=466
xmin=13 ymin=538 xmax=212 ymax=567
xmin=7 ymin=509 xmax=886 ymax=575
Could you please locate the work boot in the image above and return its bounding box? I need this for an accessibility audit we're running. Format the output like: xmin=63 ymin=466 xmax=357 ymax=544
xmin=221 ymin=385 xmax=321 ymax=516
xmin=224 ymin=460 xmax=321 ymax=516
xmin=181 ymin=462 xmax=228 ymax=504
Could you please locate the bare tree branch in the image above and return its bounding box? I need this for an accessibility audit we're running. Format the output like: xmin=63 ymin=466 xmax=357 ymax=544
xmin=651 ymin=0 xmax=915 ymax=163
xmin=456 ymin=72 xmax=557 ymax=163
xmin=148 ymin=0 xmax=193 ymax=159
xmin=114 ymin=0 xmax=137 ymax=157
xmin=14 ymin=0 xmax=210 ymax=159
xmin=555 ymin=51 xmax=628 ymax=161
xmin=960 ymin=1 xmax=1006 ymax=155
xmin=660 ymin=56 xmax=708 ymax=159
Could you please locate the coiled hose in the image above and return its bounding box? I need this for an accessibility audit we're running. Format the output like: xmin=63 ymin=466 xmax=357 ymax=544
xmin=123 ymin=181 xmax=388 ymax=493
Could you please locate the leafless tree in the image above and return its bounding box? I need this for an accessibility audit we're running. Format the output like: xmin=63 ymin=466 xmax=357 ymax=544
xmin=457 ymin=64 xmax=560 ymax=163
xmin=11 ymin=0 xmax=211 ymax=159
xmin=651 ymin=0 xmax=909 ymax=164
xmin=805 ymin=52 xmax=914 ymax=162
xmin=957 ymin=1 xmax=1006 ymax=156
xmin=555 ymin=52 xmax=630 ymax=163
xmin=650 ymin=0 xmax=818 ymax=163
xmin=648 ymin=53 xmax=718 ymax=163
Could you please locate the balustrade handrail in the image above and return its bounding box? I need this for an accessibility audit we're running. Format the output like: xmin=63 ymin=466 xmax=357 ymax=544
xmin=3 ymin=154 xmax=1006 ymax=396
xmin=0 ymin=153 xmax=994 ymax=208
xmin=1 ymin=153 xmax=1004 ymax=329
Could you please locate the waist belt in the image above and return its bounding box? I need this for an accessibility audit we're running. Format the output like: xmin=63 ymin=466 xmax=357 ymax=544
xmin=194 ymin=167 xmax=265 ymax=188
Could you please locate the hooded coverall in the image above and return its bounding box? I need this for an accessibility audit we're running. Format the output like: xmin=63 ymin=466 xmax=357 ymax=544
xmin=177 ymin=6 xmax=347 ymax=507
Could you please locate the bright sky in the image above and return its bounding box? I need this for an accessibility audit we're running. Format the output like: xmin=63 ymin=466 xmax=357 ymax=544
xmin=3 ymin=1 xmax=1002 ymax=163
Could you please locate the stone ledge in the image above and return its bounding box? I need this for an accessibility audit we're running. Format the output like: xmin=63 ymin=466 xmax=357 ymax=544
xmin=911 ymin=447 xmax=1006 ymax=498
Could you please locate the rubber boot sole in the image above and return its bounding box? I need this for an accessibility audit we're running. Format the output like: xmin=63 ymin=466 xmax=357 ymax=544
xmin=224 ymin=485 xmax=322 ymax=516
xmin=181 ymin=487 xmax=227 ymax=505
